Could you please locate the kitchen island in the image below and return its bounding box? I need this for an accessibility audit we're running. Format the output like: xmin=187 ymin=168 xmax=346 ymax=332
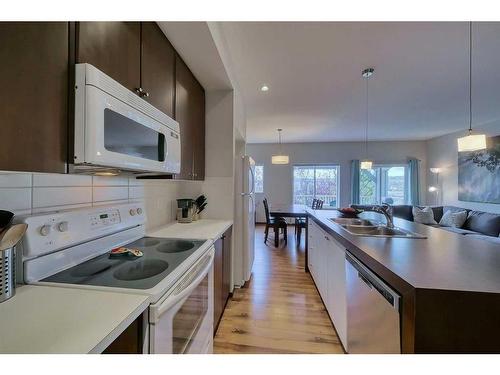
xmin=307 ymin=208 xmax=500 ymax=353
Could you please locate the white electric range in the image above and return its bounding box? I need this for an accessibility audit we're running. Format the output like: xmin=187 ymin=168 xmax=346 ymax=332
xmin=17 ymin=202 xmax=214 ymax=354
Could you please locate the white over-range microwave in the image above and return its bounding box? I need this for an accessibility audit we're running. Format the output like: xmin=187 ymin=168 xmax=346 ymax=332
xmin=73 ymin=63 xmax=181 ymax=175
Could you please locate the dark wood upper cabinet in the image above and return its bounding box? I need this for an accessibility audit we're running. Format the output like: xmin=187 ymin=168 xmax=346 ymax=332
xmin=192 ymin=78 xmax=205 ymax=180
xmin=0 ymin=22 xmax=69 ymax=173
xmin=140 ymin=22 xmax=175 ymax=117
xmin=175 ymin=56 xmax=196 ymax=179
xmin=76 ymin=22 xmax=141 ymax=92
xmin=175 ymin=55 xmax=205 ymax=180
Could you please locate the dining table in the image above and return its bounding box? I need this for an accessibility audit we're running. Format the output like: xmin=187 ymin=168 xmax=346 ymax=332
xmin=269 ymin=204 xmax=310 ymax=272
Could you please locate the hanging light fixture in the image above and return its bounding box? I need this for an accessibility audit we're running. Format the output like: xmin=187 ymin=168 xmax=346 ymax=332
xmin=271 ymin=128 xmax=289 ymax=165
xmin=457 ymin=22 xmax=487 ymax=152
xmin=360 ymin=68 xmax=374 ymax=169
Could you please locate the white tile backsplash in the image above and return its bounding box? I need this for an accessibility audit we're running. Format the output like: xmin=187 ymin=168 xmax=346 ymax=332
xmin=0 ymin=172 xmax=204 ymax=229
xmin=33 ymin=173 xmax=92 ymax=187
xmin=0 ymin=188 xmax=32 ymax=212
xmin=33 ymin=187 xmax=93 ymax=208
xmin=0 ymin=173 xmax=32 ymax=188
xmin=92 ymin=176 xmax=129 ymax=186
xmin=92 ymin=186 xmax=128 ymax=202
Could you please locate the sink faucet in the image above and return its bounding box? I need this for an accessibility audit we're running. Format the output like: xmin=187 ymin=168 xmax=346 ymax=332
xmin=350 ymin=203 xmax=394 ymax=228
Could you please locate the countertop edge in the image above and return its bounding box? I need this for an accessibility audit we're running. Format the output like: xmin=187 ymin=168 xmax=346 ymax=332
xmin=89 ymin=296 xmax=150 ymax=354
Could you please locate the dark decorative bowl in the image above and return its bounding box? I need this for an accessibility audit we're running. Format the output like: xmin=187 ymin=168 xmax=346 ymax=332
xmin=336 ymin=208 xmax=363 ymax=218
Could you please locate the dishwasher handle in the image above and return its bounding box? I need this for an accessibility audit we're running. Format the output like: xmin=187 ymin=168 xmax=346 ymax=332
xmin=346 ymin=253 xmax=400 ymax=311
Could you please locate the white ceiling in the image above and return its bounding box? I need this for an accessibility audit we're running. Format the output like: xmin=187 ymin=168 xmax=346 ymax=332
xmin=219 ymin=22 xmax=500 ymax=143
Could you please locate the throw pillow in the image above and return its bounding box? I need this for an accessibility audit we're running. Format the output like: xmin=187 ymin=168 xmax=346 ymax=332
xmin=412 ymin=206 xmax=437 ymax=225
xmin=439 ymin=210 xmax=468 ymax=228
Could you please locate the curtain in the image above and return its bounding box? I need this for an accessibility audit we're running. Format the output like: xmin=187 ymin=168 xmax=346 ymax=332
xmin=350 ymin=160 xmax=360 ymax=205
xmin=408 ymin=158 xmax=420 ymax=206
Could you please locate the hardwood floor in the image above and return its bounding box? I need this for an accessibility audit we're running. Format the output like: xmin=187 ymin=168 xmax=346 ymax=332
xmin=214 ymin=224 xmax=344 ymax=354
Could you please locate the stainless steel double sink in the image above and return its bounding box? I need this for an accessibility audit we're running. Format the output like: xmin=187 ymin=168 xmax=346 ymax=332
xmin=330 ymin=217 xmax=426 ymax=239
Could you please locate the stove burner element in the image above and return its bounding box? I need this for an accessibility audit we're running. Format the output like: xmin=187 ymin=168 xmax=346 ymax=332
xmin=133 ymin=238 xmax=161 ymax=247
xmin=157 ymin=240 xmax=195 ymax=253
xmin=113 ymin=259 xmax=169 ymax=281
xmin=70 ymin=261 xmax=113 ymax=277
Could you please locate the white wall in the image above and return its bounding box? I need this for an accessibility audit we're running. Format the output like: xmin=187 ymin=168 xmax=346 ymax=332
xmin=0 ymin=172 xmax=203 ymax=231
xmin=426 ymin=122 xmax=500 ymax=213
xmin=246 ymin=141 xmax=427 ymax=222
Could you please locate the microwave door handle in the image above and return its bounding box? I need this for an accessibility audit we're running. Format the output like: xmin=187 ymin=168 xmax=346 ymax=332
xmin=154 ymin=249 xmax=214 ymax=318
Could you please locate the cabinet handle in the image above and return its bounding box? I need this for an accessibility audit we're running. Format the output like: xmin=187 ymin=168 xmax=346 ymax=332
xmin=135 ymin=87 xmax=150 ymax=98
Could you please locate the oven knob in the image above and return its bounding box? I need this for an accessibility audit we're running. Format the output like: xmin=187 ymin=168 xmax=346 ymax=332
xmin=40 ymin=225 xmax=51 ymax=236
xmin=58 ymin=221 xmax=69 ymax=232
xmin=129 ymin=209 xmax=136 ymax=216
xmin=136 ymin=208 xmax=143 ymax=215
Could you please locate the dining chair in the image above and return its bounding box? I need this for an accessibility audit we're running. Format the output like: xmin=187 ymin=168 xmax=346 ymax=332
xmin=295 ymin=199 xmax=318 ymax=243
xmin=263 ymin=198 xmax=288 ymax=247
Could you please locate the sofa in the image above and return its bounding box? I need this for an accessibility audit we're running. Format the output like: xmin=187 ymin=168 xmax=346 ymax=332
xmin=392 ymin=205 xmax=500 ymax=245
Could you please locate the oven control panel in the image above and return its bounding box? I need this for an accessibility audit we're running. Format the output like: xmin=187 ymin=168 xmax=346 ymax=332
xmin=18 ymin=203 xmax=146 ymax=260
xmin=90 ymin=209 xmax=121 ymax=229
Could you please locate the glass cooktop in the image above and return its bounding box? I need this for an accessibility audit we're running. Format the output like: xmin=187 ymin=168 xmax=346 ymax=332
xmin=43 ymin=237 xmax=206 ymax=290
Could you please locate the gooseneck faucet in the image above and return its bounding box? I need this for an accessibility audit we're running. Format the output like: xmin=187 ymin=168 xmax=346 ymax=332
xmin=350 ymin=203 xmax=395 ymax=228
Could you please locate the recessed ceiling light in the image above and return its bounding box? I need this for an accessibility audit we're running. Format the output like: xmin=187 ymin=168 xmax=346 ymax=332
xmin=260 ymin=85 xmax=269 ymax=92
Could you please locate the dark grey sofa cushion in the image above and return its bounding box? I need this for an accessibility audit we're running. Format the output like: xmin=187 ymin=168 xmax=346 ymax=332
xmin=392 ymin=205 xmax=414 ymax=221
xmin=465 ymin=234 xmax=500 ymax=245
xmin=439 ymin=226 xmax=477 ymax=235
xmin=463 ymin=211 xmax=500 ymax=237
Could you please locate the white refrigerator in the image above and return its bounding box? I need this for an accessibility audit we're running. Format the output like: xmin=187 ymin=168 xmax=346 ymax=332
xmin=241 ymin=156 xmax=256 ymax=282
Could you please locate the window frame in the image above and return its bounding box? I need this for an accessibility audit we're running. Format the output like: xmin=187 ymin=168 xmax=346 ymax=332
xmin=359 ymin=163 xmax=409 ymax=205
xmin=254 ymin=164 xmax=264 ymax=194
xmin=292 ymin=164 xmax=340 ymax=208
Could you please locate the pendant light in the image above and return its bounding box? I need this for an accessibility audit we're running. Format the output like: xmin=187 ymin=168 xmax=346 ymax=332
xmin=271 ymin=128 xmax=289 ymax=164
xmin=360 ymin=68 xmax=374 ymax=169
xmin=457 ymin=22 xmax=487 ymax=152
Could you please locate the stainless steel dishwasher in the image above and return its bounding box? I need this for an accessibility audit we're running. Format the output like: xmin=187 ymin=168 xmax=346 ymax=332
xmin=345 ymin=253 xmax=401 ymax=353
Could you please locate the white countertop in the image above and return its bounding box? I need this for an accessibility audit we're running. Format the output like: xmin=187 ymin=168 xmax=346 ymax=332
xmin=0 ymin=285 xmax=149 ymax=354
xmin=148 ymin=219 xmax=233 ymax=240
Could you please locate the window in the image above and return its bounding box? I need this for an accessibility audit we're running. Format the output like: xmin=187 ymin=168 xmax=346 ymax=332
xmin=254 ymin=165 xmax=264 ymax=193
xmin=359 ymin=165 xmax=408 ymax=205
xmin=293 ymin=165 xmax=339 ymax=207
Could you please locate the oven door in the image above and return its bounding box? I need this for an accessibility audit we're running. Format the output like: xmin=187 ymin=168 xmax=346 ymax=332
xmin=79 ymin=85 xmax=180 ymax=173
xmin=149 ymin=248 xmax=214 ymax=354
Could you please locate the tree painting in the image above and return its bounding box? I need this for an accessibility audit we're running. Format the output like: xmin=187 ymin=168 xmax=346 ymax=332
xmin=458 ymin=135 xmax=500 ymax=204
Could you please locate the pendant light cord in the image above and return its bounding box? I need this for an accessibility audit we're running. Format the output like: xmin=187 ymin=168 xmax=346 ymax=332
xmin=365 ymin=73 xmax=369 ymax=158
xmin=469 ymin=21 xmax=473 ymax=134
xmin=277 ymin=128 xmax=283 ymax=153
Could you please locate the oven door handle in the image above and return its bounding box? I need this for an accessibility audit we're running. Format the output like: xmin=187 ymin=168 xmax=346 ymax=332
xmin=153 ymin=248 xmax=214 ymax=320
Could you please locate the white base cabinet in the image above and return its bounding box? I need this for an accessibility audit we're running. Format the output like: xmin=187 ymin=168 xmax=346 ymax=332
xmin=308 ymin=220 xmax=348 ymax=350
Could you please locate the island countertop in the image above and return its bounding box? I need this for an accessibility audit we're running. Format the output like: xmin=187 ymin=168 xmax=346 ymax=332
xmin=308 ymin=208 xmax=500 ymax=353
xmin=307 ymin=208 xmax=500 ymax=294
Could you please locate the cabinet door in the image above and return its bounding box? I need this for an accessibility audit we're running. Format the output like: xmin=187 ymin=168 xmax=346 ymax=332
xmin=317 ymin=231 xmax=328 ymax=301
xmin=0 ymin=22 xmax=68 ymax=173
xmin=140 ymin=22 xmax=175 ymax=117
xmin=326 ymin=235 xmax=348 ymax=349
xmin=213 ymin=237 xmax=224 ymax=334
xmin=174 ymin=56 xmax=195 ymax=179
xmin=222 ymin=227 xmax=232 ymax=305
xmin=308 ymin=222 xmax=317 ymax=278
xmin=77 ymin=22 xmax=141 ymax=92
xmin=192 ymin=81 xmax=205 ymax=180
